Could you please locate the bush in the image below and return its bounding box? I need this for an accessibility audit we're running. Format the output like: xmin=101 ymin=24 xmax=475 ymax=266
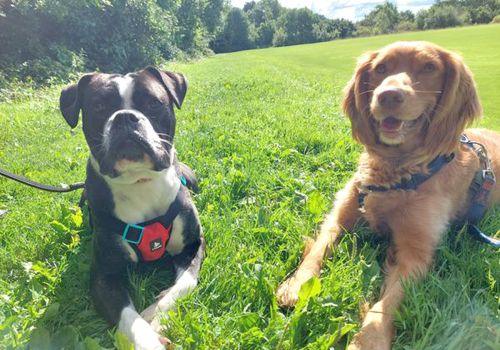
xmin=491 ymin=15 xmax=500 ymax=23
xmin=355 ymin=26 xmax=374 ymax=37
xmin=0 ymin=0 xmax=223 ymax=88
xmin=416 ymin=5 xmax=468 ymax=30
xmin=52 ymin=0 xmax=179 ymax=73
xmin=396 ymin=20 xmax=417 ymax=32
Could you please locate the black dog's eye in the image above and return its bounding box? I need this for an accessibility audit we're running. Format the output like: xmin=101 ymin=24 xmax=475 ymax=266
xmin=375 ymin=63 xmax=387 ymax=74
xmin=423 ymin=62 xmax=436 ymax=73
xmin=146 ymin=98 xmax=163 ymax=111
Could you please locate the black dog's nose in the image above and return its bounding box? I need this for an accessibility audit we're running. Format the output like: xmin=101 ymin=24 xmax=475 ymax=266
xmin=378 ymin=88 xmax=405 ymax=109
xmin=113 ymin=112 xmax=139 ymax=127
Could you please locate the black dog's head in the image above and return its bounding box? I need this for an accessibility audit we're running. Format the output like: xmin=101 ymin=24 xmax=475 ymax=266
xmin=59 ymin=67 xmax=186 ymax=183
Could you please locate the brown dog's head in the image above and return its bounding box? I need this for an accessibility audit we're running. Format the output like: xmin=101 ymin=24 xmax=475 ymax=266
xmin=342 ymin=41 xmax=482 ymax=160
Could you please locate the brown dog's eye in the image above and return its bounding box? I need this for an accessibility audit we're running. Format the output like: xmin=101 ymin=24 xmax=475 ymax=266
xmin=375 ymin=63 xmax=386 ymax=74
xmin=423 ymin=62 xmax=436 ymax=73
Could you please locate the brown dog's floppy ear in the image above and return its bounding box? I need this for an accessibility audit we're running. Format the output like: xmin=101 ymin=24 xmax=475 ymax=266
xmin=342 ymin=51 xmax=378 ymax=146
xmin=425 ymin=50 xmax=482 ymax=155
xmin=59 ymin=73 xmax=94 ymax=128
xmin=145 ymin=66 xmax=187 ymax=109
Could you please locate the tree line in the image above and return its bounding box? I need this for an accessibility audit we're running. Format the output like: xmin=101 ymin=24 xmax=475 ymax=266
xmin=215 ymin=0 xmax=500 ymax=52
xmin=211 ymin=0 xmax=355 ymax=52
xmin=0 ymin=0 xmax=499 ymax=89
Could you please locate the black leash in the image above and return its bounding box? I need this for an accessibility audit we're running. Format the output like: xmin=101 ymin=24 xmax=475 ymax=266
xmin=0 ymin=167 xmax=84 ymax=193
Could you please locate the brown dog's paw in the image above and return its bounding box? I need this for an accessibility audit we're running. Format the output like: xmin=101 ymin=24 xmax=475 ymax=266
xmin=347 ymin=325 xmax=392 ymax=350
xmin=276 ymin=275 xmax=301 ymax=307
xmin=277 ymin=266 xmax=319 ymax=307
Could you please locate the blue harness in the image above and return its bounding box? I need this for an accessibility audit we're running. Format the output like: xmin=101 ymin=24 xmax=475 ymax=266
xmin=358 ymin=134 xmax=499 ymax=248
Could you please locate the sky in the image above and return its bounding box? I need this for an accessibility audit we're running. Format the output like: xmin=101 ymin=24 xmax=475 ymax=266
xmin=230 ymin=0 xmax=435 ymax=21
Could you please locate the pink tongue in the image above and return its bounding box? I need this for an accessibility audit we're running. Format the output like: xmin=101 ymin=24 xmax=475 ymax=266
xmin=382 ymin=117 xmax=403 ymax=131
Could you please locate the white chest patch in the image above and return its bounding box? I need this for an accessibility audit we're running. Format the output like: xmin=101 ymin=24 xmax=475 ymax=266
xmin=108 ymin=166 xmax=181 ymax=224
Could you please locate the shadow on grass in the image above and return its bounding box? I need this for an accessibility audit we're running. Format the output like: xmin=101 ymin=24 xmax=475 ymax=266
xmin=26 ymin=204 xmax=178 ymax=349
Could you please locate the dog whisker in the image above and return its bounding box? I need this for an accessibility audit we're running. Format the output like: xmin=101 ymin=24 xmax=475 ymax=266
xmin=157 ymin=137 xmax=173 ymax=148
xmin=414 ymin=90 xmax=442 ymax=94
xmin=360 ymin=89 xmax=375 ymax=95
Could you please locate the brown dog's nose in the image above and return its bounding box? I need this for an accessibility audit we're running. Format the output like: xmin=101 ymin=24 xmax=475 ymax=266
xmin=378 ymin=88 xmax=405 ymax=109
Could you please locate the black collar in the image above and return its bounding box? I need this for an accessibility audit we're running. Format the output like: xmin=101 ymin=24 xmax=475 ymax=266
xmin=358 ymin=153 xmax=455 ymax=208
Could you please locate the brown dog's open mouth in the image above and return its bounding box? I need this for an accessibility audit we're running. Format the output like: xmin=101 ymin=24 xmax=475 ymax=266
xmin=378 ymin=116 xmax=422 ymax=137
xmin=380 ymin=117 xmax=404 ymax=133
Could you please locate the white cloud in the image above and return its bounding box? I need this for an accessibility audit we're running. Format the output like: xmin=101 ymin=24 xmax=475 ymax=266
xmin=230 ymin=0 xmax=434 ymax=21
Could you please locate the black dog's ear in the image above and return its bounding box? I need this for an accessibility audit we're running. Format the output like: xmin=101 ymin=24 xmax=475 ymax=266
xmin=145 ymin=66 xmax=187 ymax=109
xmin=59 ymin=74 xmax=94 ymax=128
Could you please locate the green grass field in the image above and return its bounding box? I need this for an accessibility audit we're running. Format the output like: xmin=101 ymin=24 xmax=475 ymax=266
xmin=0 ymin=24 xmax=499 ymax=350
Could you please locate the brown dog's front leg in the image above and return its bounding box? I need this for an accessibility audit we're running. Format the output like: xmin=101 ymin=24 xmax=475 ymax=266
xmin=277 ymin=179 xmax=361 ymax=307
xmin=348 ymin=208 xmax=445 ymax=350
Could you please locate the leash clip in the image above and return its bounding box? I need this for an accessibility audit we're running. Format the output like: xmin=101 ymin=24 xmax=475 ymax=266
xmin=460 ymin=134 xmax=471 ymax=144
xmin=482 ymin=169 xmax=496 ymax=182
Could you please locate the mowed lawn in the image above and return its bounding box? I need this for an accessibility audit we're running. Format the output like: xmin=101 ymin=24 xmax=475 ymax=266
xmin=0 ymin=24 xmax=499 ymax=350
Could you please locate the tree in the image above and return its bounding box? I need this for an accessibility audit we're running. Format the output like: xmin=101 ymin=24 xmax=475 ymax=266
xmin=243 ymin=0 xmax=283 ymax=48
xmin=275 ymin=8 xmax=316 ymax=46
xmin=333 ymin=19 xmax=356 ymax=38
xmin=416 ymin=4 xmax=467 ymax=29
xmin=470 ymin=5 xmax=494 ymax=23
xmin=313 ymin=18 xmax=355 ymax=41
xmin=212 ymin=7 xmax=253 ymax=52
xmin=202 ymin=0 xmax=226 ymax=33
xmin=359 ymin=2 xmax=400 ymax=34
xmin=175 ymin=0 xmax=202 ymax=52
xmin=400 ymin=10 xmax=415 ymax=22
xmin=256 ymin=20 xmax=276 ymax=47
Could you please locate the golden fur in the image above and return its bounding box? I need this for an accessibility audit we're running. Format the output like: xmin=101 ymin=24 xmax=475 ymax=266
xmin=276 ymin=41 xmax=500 ymax=350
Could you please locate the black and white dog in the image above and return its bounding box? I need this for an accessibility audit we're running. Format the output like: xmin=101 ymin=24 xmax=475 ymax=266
xmin=59 ymin=67 xmax=205 ymax=350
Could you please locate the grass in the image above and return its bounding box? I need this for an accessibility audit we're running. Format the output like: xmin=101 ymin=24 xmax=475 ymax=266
xmin=0 ymin=24 xmax=499 ymax=350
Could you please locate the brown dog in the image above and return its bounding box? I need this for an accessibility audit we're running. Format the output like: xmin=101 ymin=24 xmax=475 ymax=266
xmin=276 ymin=41 xmax=500 ymax=349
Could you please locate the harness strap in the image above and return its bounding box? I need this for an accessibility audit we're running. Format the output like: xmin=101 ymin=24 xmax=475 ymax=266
xmin=121 ymin=188 xmax=186 ymax=261
xmin=357 ymin=134 xmax=498 ymax=248
xmin=460 ymin=134 xmax=500 ymax=248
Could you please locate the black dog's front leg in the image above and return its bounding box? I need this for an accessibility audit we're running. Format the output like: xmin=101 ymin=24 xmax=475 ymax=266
xmin=141 ymin=238 xmax=206 ymax=329
xmin=91 ymin=268 xmax=167 ymax=350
